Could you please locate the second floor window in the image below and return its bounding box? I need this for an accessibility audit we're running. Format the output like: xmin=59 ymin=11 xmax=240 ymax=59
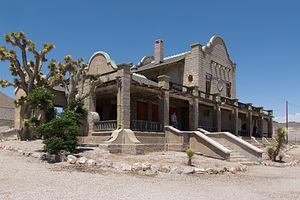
xmin=206 ymin=74 xmax=212 ymax=94
xmin=226 ymin=82 xmax=231 ymax=98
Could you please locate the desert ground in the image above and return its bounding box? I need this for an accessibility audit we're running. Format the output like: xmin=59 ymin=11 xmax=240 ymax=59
xmin=0 ymin=140 xmax=300 ymax=200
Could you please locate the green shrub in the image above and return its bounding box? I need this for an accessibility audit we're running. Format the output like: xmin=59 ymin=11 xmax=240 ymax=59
xmin=186 ymin=149 xmax=195 ymax=166
xmin=43 ymin=136 xmax=65 ymax=154
xmin=267 ymin=146 xmax=274 ymax=160
xmin=279 ymin=154 xmax=284 ymax=162
xmin=27 ymin=87 xmax=56 ymax=123
xmin=34 ymin=98 xmax=87 ymax=154
xmin=273 ymin=127 xmax=288 ymax=161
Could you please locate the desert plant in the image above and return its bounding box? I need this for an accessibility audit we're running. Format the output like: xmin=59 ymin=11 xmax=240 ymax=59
xmin=43 ymin=136 xmax=65 ymax=154
xmin=186 ymin=149 xmax=195 ymax=166
xmin=273 ymin=127 xmax=288 ymax=161
xmin=34 ymin=98 xmax=87 ymax=154
xmin=267 ymin=146 xmax=274 ymax=160
xmin=26 ymin=87 xmax=56 ymax=127
xmin=279 ymin=154 xmax=284 ymax=162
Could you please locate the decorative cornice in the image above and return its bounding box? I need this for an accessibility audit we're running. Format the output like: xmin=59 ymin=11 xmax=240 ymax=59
xmin=202 ymin=35 xmax=233 ymax=65
xmin=88 ymin=51 xmax=118 ymax=69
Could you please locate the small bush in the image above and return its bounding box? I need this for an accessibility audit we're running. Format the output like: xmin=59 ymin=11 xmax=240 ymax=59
xmin=279 ymin=154 xmax=284 ymax=162
xmin=267 ymin=146 xmax=274 ymax=160
xmin=186 ymin=149 xmax=195 ymax=166
xmin=34 ymin=98 xmax=87 ymax=154
xmin=43 ymin=136 xmax=65 ymax=154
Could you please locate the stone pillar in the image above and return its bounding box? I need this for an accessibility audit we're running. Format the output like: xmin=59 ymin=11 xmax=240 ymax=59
xmin=267 ymin=110 xmax=273 ymax=138
xmin=246 ymin=103 xmax=253 ymax=137
xmin=213 ymin=93 xmax=221 ymax=132
xmin=83 ymin=81 xmax=97 ymax=136
xmin=117 ymin=63 xmax=131 ymax=129
xmin=232 ymin=108 xmax=239 ymax=135
xmin=189 ymin=86 xmax=199 ymax=131
xmin=258 ymin=107 xmax=264 ymax=137
xmin=158 ymin=75 xmax=170 ymax=128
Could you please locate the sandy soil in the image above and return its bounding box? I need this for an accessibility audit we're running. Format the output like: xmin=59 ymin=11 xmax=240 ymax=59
xmin=1 ymin=143 xmax=300 ymax=200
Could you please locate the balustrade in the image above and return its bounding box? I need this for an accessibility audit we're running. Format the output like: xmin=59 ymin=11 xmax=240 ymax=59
xmin=95 ymin=120 xmax=117 ymax=131
xmin=130 ymin=120 xmax=163 ymax=132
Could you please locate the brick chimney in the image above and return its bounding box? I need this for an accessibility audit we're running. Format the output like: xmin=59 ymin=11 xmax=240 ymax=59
xmin=154 ymin=39 xmax=164 ymax=64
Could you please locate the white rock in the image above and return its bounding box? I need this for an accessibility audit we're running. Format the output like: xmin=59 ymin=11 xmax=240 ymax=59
xmin=97 ymin=158 xmax=110 ymax=167
xmin=121 ymin=164 xmax=132 ymax=171
xmin=183 ymin=166 xmax=195 ymax=174
xmin=229 ymin=167 xmax=236 ymax=174
xmin=18 ymin=150 xmax=24 ymax=155
xmin=141 ymin=162 xmax=151 ymax=171
xmin=150 ymin=165 xmax=159 ymax=173
xmin=87 ymin=159 xmax=96 ymax=165
xmin=25 ymin=152 xmax=31 ymax=157
xmin=159 ymin=165 xmax=171 ymax=173
xmin=132 ymin=163 xmax=142 ymax=171
xmin=79 ymin=157 xmax=87 ymax=164
xmin=206 ymin=168 xmax=218 ymax=174
xmin=170 ymin=167 xmax=183 ymax=174
xmin=67 ymin=155 xmax=77 ymax=164
xmin=236 ymin=165 xmax=247 ymax=172
xmin=195 ymin=167 xmax=206 ymax=174
xmin=32 ymin=152 xmax=41 ymax=158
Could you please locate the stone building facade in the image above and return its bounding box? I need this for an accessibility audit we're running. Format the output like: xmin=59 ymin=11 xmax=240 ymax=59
xmin=14 ymin=36 xmax=273 ymax=158
xmin=82 ymin=36 xmax=273 ymax=141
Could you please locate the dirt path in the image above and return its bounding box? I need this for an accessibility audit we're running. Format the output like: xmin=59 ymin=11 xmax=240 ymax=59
xmin=1 ymin=148 xmax=300 ymax=200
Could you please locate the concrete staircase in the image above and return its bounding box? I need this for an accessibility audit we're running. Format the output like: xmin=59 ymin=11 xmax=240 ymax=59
xmin=242 ymin=137 xmax=265 ymax=149
xmin=209 ymin=136 xmax=263 ymax=163
xmin=222 ymin=144 xmax=253 ymax=162
xmin=198 ymin=129 xmax=263 ymax=163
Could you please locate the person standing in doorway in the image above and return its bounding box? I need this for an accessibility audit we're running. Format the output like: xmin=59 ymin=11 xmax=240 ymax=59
xmin=171 ymin=112 xmax=178 ymax=128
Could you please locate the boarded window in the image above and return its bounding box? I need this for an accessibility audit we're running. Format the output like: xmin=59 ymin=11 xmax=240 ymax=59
xmin=226 ymin=82 xmax=231 ymax=98
xmin=206 ymin=74 xmax=212 ymax=94
xmin=152 ymin=104 xmax=158 ymax=122
xmin=137 ymin=101 xmax=148 ymax=121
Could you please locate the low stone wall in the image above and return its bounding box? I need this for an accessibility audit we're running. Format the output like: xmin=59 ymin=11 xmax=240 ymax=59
xmin=190 ymin=134 xmax=230 ymax=160
xmin=135 ymin=131 xmax=165 ymax=144
xmin=0 ymin=128 xmax=19 ymax=140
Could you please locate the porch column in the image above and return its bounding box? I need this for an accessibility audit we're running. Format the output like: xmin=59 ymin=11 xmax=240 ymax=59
xmin=246 ymin=103 xmax=253 ymax=137
xmin=232 ymin=110 xmax=239 ymax=136
xmin=213 ymin=93 xmax=221 ymax=132
xmin=258 ymin=107 xmax=264 ymax=137
xmin=117 ymin=63 xmax=131 ymax=129
xmin=189 ymin=86 xmax=199 ymax=131
xmin=267 ymin=110 xmax=273 ymax=138
xmin=83 ymin=81 xmax=97 ymax=136
xmin=158 ymin=75 xmax=170 ymax=128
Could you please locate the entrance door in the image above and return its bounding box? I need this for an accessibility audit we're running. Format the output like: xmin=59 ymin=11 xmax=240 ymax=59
xmin=152 ymin=104 xmax=158 ymax=122
xmin=181 ymin=107 xmax=189 ymax=131
xmin=137 ymin=101 xmax=148 ymax=121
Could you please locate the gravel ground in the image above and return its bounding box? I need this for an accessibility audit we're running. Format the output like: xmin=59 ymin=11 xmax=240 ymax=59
xmin=1 ymin=142 xmax=300 ymax=200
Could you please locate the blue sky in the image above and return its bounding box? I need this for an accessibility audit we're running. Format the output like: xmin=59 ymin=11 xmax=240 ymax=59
xmin=0 ymin=0 xmax=299 ymax=122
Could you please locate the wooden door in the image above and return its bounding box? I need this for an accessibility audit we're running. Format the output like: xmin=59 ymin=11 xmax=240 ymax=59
xmin=137 ymin=101 xmax=148 ymax=121
xmin=152 ymin=104 xmax=158 ymax=122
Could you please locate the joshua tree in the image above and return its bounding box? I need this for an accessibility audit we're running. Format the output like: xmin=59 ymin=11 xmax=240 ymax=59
xmin=48 ymin=55 xmax=102 ymax=105
xmin=0 ymin=31 xmax=55 ymax=139
xmin=272 ymin=127 xmax=288 ymax=161
xmin=186 ymin=149 xmax=195 ymax=166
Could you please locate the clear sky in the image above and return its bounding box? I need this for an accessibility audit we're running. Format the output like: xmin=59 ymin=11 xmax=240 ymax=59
xmin=0 ymin=0 xmax=299 ymax=122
